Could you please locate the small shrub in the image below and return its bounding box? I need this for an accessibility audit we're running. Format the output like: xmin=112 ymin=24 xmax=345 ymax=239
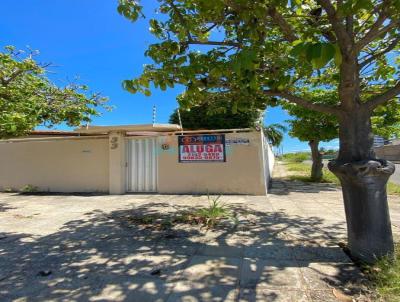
xmin=20 ymin=185 xmax=39 ymax=193
xmin=122 ymin=195 xmax=238 ymax=230
xmin=193 ymin=195 xmax=237 ymax=228
xmin=282 ymin=152 xmax=310 ymax=163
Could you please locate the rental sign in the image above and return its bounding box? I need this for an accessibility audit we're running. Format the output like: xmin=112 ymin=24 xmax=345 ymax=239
xmin=178 ymin=134 xmax=226 ymax=163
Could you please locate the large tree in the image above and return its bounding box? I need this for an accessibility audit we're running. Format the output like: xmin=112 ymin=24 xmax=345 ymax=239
xmin=0 ymin=46 xmax=108 ymax=138
xmin=284 ymin=89 xmax=400 ymax=182
xmin=118 ymin=0 xmax=400 ymax=262
xmin=283 ymin=89 xmax=339 ymax=181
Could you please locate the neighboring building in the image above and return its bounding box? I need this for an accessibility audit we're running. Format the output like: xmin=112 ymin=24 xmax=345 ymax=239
xmin=375 ymin=144 xmax=400 ymax=163
xmin=373 ymin=135 xmax=385 ymax=148
xmin=0 ymin=124 xmax=274 ymax=195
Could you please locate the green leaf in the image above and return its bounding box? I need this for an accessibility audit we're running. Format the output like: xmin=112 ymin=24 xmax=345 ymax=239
xmin=306 ymin=43 xmax=322 ymax=63
xmin=291 ymin=0 xmax=302 ymax=7
xmin=122 ymin=80 xmax=137 ymax=93
xmin=313 ymin=43 xmax=336 ymax=69
xmin=291 ymin=42 xmax=306 ymax=57
xmin=232 ymin=101 xmax=238 ymax=114
xmin=353 ymin=0 xmax=374 ymax=12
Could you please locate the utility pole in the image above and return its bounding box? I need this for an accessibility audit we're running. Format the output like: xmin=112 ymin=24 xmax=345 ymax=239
xmin=152 ymin=105 xmax=156 ymax=125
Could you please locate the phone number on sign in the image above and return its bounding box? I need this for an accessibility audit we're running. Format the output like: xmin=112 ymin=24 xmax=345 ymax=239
xmin=181 ymin=152 xmax=223 ymax=161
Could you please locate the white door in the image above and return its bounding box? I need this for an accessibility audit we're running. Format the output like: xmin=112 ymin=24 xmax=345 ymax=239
xmin=126 ymin=138 xmax=158 ymax=192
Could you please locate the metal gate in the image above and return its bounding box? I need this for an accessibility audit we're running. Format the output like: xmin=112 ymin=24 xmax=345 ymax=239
xmin=126 ymin=138 xmax=158 ymax=192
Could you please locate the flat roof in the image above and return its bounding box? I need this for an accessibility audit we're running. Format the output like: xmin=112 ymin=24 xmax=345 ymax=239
xmin=28 ymin=130 xmax=90 ymax=137
xmin=75 ymin=123 xmax=182 ymax=134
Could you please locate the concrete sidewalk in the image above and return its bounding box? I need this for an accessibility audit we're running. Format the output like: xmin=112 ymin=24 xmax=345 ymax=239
xmin=1 ymin=166 xmax=399 ymax=301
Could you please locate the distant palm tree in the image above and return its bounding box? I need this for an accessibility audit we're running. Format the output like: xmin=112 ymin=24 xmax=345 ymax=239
xmin=263 ymin=123 xmax=287 ymax=147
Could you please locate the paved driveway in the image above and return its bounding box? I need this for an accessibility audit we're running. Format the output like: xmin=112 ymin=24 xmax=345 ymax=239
xmin=0 ymin=169 xmax=399 ymax=301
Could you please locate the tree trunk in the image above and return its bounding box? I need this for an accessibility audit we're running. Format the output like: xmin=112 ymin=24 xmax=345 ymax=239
xmin=328 ymin=109 xmax=395 ymax=263
xmin=309 ymin=140 xmax=323 ymax=182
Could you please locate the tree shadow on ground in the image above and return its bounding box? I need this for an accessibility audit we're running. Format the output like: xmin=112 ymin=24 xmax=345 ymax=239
xmin=13 ymin=192 xmax=111 ymax=197
xmin=0 ymin=202 xmax=365 ymax=302
xmin=269 ymin=178 xmax=340 ymax=195
xmin=0 ymin=202 xmax=14 ymax=212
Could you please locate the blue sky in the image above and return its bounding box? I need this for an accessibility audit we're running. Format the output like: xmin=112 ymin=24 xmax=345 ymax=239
xmin=0 ymin=0 xmax=338 ymax=153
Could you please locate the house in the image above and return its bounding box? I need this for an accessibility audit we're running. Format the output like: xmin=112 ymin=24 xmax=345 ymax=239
xmin=0 ymin=124 xmax=274 ymax=195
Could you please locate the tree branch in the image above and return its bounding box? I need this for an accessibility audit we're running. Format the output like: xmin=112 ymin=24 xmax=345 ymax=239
xmin=168 ymin=1 xmax=240 ymax=48
xmin=202 ymin=23 xmax=218 ymax=34
xmin=316 ymin=0 xmax=353 ymax=54
xmin=1 ymin=69 xmax=26 ymax=86
xmin=366 ymin=81 xmax=400 ymax=110
xmin=355 ymin=17 xmax=400 ymax=52
xmin=267 ymin=7 xmax=297 ymax=43
xmin=263 ymin=90 xmax=341 ymax=115
xmin=359 ymin=36 xmax=400 ymax=69
xmin=357 ymin=3 xmax=388 ymax=47
xmin=186 ymin=40 xmax=241 ymax=47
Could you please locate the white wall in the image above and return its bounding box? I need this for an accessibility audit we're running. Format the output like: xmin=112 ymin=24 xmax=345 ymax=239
xmin=261 ymin=131 xmax=275 ymax=191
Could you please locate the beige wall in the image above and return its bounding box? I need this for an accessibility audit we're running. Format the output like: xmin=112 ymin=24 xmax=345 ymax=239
xmin=0 ymin=137 xmax=109 ymax=192
xmin=0 ymin=130 xmax=273 ymax=195
xmin=375 ymin=145 xmax=400 ymax=162
xmin=109 ymin=132 xmax=126 ymax=194
xmin=157 ymin=131 xmax=267 ymax=195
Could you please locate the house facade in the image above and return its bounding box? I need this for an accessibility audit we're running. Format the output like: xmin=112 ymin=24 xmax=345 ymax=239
xmin=0 ymin=124 xmax=274 ymax=195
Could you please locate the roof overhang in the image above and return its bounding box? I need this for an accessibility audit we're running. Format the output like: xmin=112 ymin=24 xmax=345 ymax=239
xmin=74 ymin=123 xmax=182 ymax=134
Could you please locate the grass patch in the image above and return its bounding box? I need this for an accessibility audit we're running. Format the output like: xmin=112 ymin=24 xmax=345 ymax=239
xmin=281 ymin=152 xmax=310 ymax=163
xmin=364 ymin=244 xmax=400 ymax=302
xmin=284 ymin=162 xmax=311 ymax=172
xmin=388 ymin=182 xmax=400 ymax=195
xmin=284 ymin=162 xmax=340 ymax=185
xmin=283 ymin=161 xmax=400 ymax=194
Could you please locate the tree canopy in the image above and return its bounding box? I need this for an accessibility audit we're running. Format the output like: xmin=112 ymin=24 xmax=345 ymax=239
xmin=283 ymin=90 xmax=339 ymax=144
xmin=118 ymin=0 xmax=399 ymax=121
xmin=284 ymin=89 xmax=400 ymax=144
xmin=0 ymin=46 xmax=108 ymax=138
xmin=284 ymin=88 xmax=400 ymax=181
xmin=169 ymin=101 xmax=263 ymax=130
xmin=169 ymin=103 xmax=286 ymax=146
xmin=169 ymin=102 xmax=286 ymax=146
